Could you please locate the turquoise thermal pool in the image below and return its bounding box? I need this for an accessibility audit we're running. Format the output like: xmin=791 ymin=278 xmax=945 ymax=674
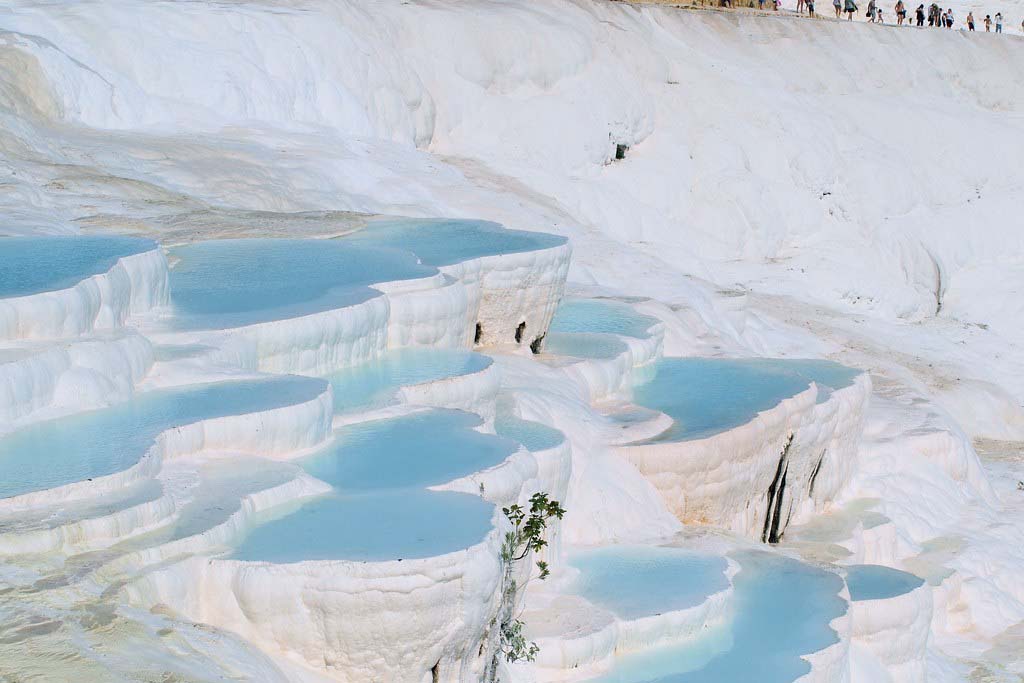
xmin=302 ymin=410 xmax=518 ymax=490
xmin=325 ymin=348 xmax=491 ymax=413
xmin=231 ymin=409 xmax=513 ymax=563
xmin=543 ymin=332 xmax=629 ymax=360
xmin=633 ymin=358 xmax=861 ymax=442
xmin=343 ymin=218 xmax=567 ymax=266
xmin=0 ymin=235 xmax=156 ymax=299
xmin=541 ymin=297 xmax=661 ymax=360
xmin=231 ymin=488 xmax=495 ymax=563
xmin=590 ymin=551 xmax=847 ymax=683
xmin=570 ymin=546 xmax=730 ymax=620
xmin=494 ymin=413 xmax=565 ymax=452
xmin=0 ymin=376 xmax=327 ymax=500
xmin=167 ymin=239 xmax=435 ymax=330
xmin=845 ymin=564 xmax=925 ymax=601
xmin=549 ymin=298 xmax=659 ymax=339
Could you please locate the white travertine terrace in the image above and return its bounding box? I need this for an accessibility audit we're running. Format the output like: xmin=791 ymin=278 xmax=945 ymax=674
xmin=379 ymin=272 xmax=477 ymax=349
xmin=439 ymin=244 xmax=572 ymax=350
xmin=154 ymin=294 xmax=393 ymax=376
xmin=849 ymin=581 xmax=933 ymax=683
xmin=128 ymin=532 xmax=507 ymax=680
xmin=150 ymin=240 xmax=573 ymax=377
xmin=544 ymin=329 xmax=663 ymax=404
xmin=619 ymin=375 xmax=872 ymax=541
xmin=0 ymin=332 xmax=153 ymax=430
xmin=0 ymin=381 xmax=333 ymax=514
xmin=398 ymin=351 xmax=502 ymax=423
xmin=0 ymin=247 xmax=169 ymax=341
xmin=525 ymin=558 xmax=739 ymax=680
xmin=0 ymin=229 xmax=894 ymax=683
xmin=0 ymin=229 xmax=579 ymax=683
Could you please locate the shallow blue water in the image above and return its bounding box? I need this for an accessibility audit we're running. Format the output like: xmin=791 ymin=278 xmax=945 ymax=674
xmin=326 ymin=348 xmax=491 ymax=413
xmin=343 ymin=218 xmax=567 ymax=267
xmin=0 ymin=376 xmax=327 ymax=500
xmin=571 ymin=546 xmax=730 ymax=620
xmin=302 ymin=410 xmax=518 ymax=490
xmin=168 ymin=239 xmax=435 ymax=330
xmin=231 ymin=409 xmax=510 ymax=563
xmin=543 ymin=332 xmax=629 ymax=360
xmin=633 ymin=358 xmax=860 ymax=442
xmin=0 ymin=235 xmax=156 ymax=299
xmin=779 ymin=359 xmax=861 ymax=399
xmin=231 ymin=488 xmax=494 ymax=562
xmin=494 ymin=413 xmax=565 ymax=452
xmin=846 ymin=564 xmax=924 ymax=601
xmin=549 ymin=298 xmax=659 ymax=339
xmin=592 ymin=551 xmax=847 ymax=683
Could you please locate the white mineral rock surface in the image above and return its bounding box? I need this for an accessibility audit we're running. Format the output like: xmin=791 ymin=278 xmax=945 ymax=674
xmin=0 ymin=1 xmax=1022 ymax=682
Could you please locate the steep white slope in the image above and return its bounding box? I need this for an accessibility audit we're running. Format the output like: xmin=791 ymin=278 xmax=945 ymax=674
xmin=1 ymin=0 xmax=1021 ymax=434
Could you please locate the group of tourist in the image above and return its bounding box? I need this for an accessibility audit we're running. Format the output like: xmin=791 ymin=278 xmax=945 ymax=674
xmin=784 ymin=0 xmax=1021 ymax=31
xmin=849 ymin=1 xmax=1010 ymax=30
xmin=962 ymin=8 xmax=1012 ymax=30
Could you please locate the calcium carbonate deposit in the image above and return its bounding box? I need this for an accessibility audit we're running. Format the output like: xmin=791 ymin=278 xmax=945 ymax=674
xmin=1 ymin=0 xmax=1022 ymax=682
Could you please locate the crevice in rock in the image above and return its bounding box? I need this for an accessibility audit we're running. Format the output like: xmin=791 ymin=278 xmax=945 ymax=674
xmin=761 ymin=434 xmax=794 ymax=544
xmin=431 ymin=660 xmax=440 ymax=683
xmin=808 ymin=450 xmax=826 ymax=497
xmin=474 ymin=322 xmax=483 ymax=345
xmin=514 ymin=321 xmax=526 ymax=344
xmin=530 ymin=334 xmax=545 ymax=354
xmin=615 ymin=143 xmax=629 ymax=160
xmin=768 ymin=462 xmax=789 ymax=544
xmin=925 ymin=248 xmax=945 ymax=315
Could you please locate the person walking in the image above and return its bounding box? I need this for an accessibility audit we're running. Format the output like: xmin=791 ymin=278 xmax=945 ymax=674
xmin=984 ymin=14 xmax=992 ymax=30
xmin=916 ymin=4 xmax=925 ymax=25
xmin=868 ymin=0 xmax=877 ymax=21
xmin=808 ymin=0 xmax=816 ymax=16
xmin=995 ymin=12 xmax=1003 ymax=32
xmin=946 ymin=8 xmax=954 ymax=27
xmin=877 ymin=6 xmax=885 ymax=21
xmin=967 ymin=11 xmax=975 ymax=30
xmin=845 ymin=0 xmax=858 ymax=20
xmin=834 ymin=0 xmax=843 ymax=17
xmin=896 ymin=0 xmax=906 ymax=25
xmin=798 ymin=0 xmax=805 ymax=13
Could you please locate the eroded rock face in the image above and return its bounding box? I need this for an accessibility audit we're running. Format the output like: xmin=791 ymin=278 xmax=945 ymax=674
xmin=618 ymin=363 xmax=871 ymax=542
